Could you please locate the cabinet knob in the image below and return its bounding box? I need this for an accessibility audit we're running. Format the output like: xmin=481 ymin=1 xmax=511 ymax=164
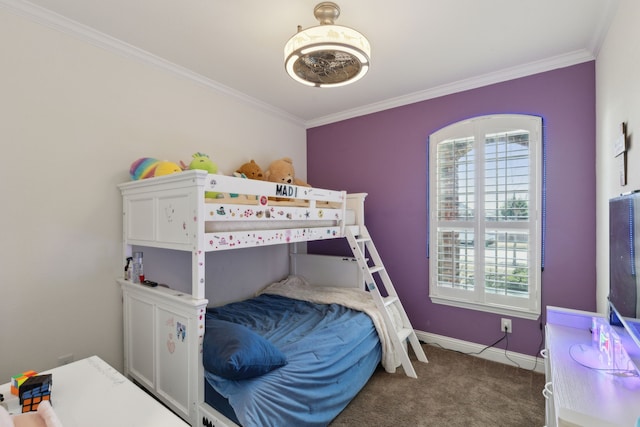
xmin=542 ymin=381 xmax=553 ymax=399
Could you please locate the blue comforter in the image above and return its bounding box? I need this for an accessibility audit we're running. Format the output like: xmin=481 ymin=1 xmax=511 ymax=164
xmin=204 ymin=292 xmax=381 ymax=426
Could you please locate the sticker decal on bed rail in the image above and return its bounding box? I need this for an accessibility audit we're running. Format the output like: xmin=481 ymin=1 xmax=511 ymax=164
xmin=177 ymin=322 xmax=186 ymax=342
xmin=167 ymin=335 xmax=175 ymax=354
xmin=165 ymin=317 xmax=176 ymax=354
xmin=165 ymin=204 xmax=175 ymax=222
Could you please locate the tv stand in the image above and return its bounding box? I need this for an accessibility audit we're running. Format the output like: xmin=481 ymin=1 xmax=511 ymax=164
xmin=544 ymin=306 xmax=640 ymax=426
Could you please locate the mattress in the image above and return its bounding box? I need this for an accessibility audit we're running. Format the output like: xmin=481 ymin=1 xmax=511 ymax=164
xmin=203 ymin=281 xmax=382 ymax=426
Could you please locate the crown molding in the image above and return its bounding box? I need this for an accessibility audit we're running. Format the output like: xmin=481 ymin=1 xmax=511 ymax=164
xmin=0 ymin=0 xmax=305 ymax=127
xmin=306 ymin=49 xmax=596 ymax=128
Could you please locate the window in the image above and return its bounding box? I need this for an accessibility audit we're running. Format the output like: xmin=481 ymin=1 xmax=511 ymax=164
xmin=429 ymin=114 xmax=542 ymax=319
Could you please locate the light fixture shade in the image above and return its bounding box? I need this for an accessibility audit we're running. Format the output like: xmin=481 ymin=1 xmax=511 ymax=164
xmin=284 ymin=3 xmax=370 ymax=88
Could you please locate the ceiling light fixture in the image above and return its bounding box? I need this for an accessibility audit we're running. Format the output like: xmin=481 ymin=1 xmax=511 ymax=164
xmin=284 ymin=2 xmax=371 ymax=88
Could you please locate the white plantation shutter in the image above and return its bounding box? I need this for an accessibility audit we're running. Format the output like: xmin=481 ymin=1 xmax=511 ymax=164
xmin=429 ymin=114 xmax=542 ymax=319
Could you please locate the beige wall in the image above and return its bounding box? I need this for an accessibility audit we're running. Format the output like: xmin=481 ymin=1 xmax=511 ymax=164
xmin=596 ymin=0 xmax=640 ymax=313
xmin=0 ymin=9 xmax=305 ymax=379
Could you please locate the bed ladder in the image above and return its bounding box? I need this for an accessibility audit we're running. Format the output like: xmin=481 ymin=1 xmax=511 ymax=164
xmin=345 ymin=226 xmax=428 ymax=378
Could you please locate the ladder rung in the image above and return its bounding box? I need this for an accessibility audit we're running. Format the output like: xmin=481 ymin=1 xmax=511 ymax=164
xmin=397 ymin=328 xmax=413 ymax=342
xmin=384 ymin=296 xmax=399 ymax=307
xmin=355 ymin=237 xmax=371 ymax=243
xmin=369 ymin=266 xmax=384 ymax=274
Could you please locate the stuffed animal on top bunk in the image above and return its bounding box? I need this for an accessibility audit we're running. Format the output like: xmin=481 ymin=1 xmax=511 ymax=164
xmin=265 ymin=157 xmax=311 ymax=202
xmin=187 ymin=152 xmax=220 ymax=199
xmin=265 ymin=157 xmax=310 ymax=187
xmin=228 ymin=160 xmax=265 ymax=202
xmin=129 ymin=157 xmax=182 ymax=180
xmin=235 ymin=159 xmax=265 ymax=180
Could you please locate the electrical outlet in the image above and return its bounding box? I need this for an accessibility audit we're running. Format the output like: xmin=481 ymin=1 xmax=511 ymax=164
xmin=57 ymin=354 xmax=74 ymax=366
xmin=501 ymin=318 xmax=512 ymax=333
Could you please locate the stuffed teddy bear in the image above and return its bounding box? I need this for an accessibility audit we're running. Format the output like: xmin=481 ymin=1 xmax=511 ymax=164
xmin=264 ymin=157 xmax=310 ymax=201
xmin=188 ymin=152 xmax=219 ymax=199
xmin=235 ymin=160 xmax=265 ymax=180
xmin=264 ymin=157 xmax=310 ymax=187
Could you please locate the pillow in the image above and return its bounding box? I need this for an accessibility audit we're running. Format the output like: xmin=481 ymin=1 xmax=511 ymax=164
xmin=203 ymin=318 xmax=287 ymax=380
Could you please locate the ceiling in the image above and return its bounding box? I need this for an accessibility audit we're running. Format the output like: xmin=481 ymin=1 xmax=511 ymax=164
xmin=6 ymin=0 xmax=619 ymax=127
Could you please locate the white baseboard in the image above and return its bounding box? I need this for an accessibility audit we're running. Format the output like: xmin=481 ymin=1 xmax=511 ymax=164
xmin=415 ymin=330 xmax=546 ymax=374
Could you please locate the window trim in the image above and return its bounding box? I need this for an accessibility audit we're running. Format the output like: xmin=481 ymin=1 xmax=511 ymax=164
xmin=428 ymin=114 xmax=542 ymax=320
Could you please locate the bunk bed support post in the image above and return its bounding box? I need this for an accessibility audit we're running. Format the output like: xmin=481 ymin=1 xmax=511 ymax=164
xmin=191 ymin=173 xmax=207 ymax=300
xmin=121 ymin=209 xmax=132 ymax=381
xmin=346 ymin=193 xmax=367 ymax=289
xmin=346 ymin=193 xmax=367 ymax=231
xmin=190 ymin=173 xmax=208 ymax=426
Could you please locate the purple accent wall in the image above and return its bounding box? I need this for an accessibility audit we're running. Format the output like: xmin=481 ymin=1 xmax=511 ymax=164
xmin=307 ymin=62 xmax=596 ymax=356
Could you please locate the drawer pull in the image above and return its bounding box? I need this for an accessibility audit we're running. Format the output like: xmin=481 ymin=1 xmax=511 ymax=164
xmin=542 ymin=381 xmax=553 ymax=399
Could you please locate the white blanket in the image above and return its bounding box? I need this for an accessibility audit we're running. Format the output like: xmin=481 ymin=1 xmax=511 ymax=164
xmin=258 ymin=275 xmax=399 ymax=373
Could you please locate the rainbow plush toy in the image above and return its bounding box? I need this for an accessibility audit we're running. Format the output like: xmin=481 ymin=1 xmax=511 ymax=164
xmin=130 ymin=158 xmax=182 ymax=180
xmin=130 ymin=157 xmax=159 ymax=180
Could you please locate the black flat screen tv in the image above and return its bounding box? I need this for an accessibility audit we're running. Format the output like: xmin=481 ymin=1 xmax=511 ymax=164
xmin=609 ymin=193 xmax=640 ymax=347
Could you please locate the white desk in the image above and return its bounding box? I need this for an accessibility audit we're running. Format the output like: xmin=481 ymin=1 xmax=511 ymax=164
xmin=1 ymin=356 xmax=188 ymax=427
xmin=545 ymin=307 xmax=640 ymax=427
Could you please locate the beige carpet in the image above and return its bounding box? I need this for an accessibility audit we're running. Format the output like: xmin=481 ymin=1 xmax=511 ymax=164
xmin=331 ymin=344 xmax=546 ymax=427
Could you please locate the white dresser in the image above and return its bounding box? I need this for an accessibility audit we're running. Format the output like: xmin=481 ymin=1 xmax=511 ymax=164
xmin=544 ymin=306 xmax=640 ymax=427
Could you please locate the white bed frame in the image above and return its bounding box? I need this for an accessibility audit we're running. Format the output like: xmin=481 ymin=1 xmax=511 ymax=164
xmin=117 ymin=170 xmax=367 ymax=426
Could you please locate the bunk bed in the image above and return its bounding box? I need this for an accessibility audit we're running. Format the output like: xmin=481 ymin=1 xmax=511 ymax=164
xmin=117 ymin=170 xmax=415 ymax=427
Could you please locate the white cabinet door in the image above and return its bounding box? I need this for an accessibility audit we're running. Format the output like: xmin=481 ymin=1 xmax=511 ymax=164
xmin=156 ymin=306 xmax=191 ymax=416
xmin=126 ymin=294 xmax=155 ymax=390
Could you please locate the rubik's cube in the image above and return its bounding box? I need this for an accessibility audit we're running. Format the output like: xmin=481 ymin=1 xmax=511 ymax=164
xmin=19 ymin=374 xmax=52 ymax=413
xmin=10 ymin=370 xmax=37 ymax=395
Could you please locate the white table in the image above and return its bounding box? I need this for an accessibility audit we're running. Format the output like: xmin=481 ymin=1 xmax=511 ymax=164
xmin=0 ymin=356 xmax=189 ymax=427
xmin=545 ymin=307 xmax=640 ymax=427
